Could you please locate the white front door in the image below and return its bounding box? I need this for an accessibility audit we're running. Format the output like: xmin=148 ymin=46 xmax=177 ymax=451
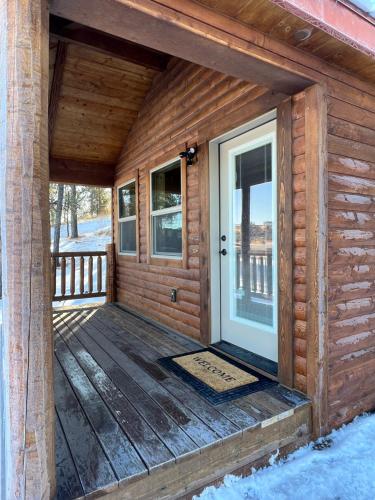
xmin=219 ymin=120 xmax=278 ymax=362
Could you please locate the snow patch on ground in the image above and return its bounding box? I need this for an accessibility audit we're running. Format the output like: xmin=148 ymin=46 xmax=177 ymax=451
xmin=197 ymin=412 xmax=375 ymax=500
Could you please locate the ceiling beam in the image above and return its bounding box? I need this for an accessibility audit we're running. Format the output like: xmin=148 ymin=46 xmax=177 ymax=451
xmin=49 ymin=158 xmax=115 ymax=187
xmin=50 ymin=14 xmax=169 ymax=71
xmin=49 ymin=40 xmax=67 ymax=150
xmin=49 ymin=0 xmax=313 ymax=94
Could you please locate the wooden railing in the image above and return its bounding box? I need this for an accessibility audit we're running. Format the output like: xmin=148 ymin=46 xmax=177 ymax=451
xmin=51 ymin=244 xmax=114 ymax=302
xmin=236 ymin=249 xmax=273 ymax=299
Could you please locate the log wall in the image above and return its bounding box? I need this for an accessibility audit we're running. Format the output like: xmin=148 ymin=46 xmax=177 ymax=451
xmin=114 ymin=56 xmax=375 ymax=425
xmin=327 ymin=84 xmax=375 ymax=428
xmin=114 ymin=58 xmax=289 ymax=342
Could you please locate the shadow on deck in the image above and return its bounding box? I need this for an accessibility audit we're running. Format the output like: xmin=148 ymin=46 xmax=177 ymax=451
xmin=54 ymin=305 xmax=311 ymax=499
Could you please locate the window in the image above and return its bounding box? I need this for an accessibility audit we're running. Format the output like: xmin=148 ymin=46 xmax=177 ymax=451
xmin=151 ymin=160 xmax=182 ymax=257
xmin=118 ymin=180 xmax=136 ymax=255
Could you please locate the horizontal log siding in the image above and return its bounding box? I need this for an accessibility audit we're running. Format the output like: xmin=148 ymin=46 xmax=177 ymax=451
xmin=114 ymin=59 xmax=272 ymax=341
xmin=292 ymin=92 xmax=307 ymax=393
xmin=327 ymin=85 xmax=375 ymax=428
xmin=114 ymin=58 xmax=303 ymax=364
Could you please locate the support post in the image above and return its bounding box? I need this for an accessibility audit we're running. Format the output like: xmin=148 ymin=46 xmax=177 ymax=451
xmin=106 ymin=243 xmax=116 ymax=303
xmin=277 ymin=97 xmax=294 ymax=388
xmin=305 ymin=84 xmax=329 ymax=438
xmin=0 ymin=1 xmax=55 ymax=497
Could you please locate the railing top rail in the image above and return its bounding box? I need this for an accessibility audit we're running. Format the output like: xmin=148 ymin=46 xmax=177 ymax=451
xmin=51 ymin=251 xmax=107 ymax=257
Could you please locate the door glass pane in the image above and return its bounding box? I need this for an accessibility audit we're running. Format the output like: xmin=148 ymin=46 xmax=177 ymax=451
xmin=152 ymin=161 xmax=181 ymax=211
xmin=119 ymin=182 xmax=136 ymax=218
xmin=152 ymin=212 xmax=182 ymax=256
xmin=233 ymin=143 xmax=273 ymax=327
xmin=120 ymin=220 xmax=136 ymax=253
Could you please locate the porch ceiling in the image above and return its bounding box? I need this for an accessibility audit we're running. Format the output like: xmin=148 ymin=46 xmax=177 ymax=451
xmin=49 ymin=26 xmax=168 ymax=171
xmin=195 ymin=0 xmax=375 ymax=83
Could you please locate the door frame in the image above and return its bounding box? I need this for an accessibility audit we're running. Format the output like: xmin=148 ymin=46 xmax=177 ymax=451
xmin=208 ymin=102 xmax=293 ymax=385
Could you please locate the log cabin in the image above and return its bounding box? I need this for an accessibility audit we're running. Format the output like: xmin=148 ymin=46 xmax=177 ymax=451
xmin=1 ymin=0 xmax=375 ymax=498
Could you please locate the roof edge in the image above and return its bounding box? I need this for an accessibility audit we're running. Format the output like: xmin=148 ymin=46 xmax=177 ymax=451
xmin=270 ymin=0 xmax=375 ymax=58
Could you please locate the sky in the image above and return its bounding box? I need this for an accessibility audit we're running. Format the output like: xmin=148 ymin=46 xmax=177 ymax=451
xmin=350 ymin=0 xmax=375 ymax=15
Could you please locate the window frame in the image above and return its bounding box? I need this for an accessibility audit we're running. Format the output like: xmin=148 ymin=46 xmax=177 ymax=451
xmin=149 ymin=158 xmax=184 ymax=261
xmin=117 ymin=178 xmax=138 ymax=257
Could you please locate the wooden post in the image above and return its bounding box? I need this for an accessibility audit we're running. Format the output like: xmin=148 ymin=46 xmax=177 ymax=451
xmin=97 ymin=255 xmax=102 ymax=292
xmin=80 ymin=256 xmax=85 ymax=294
xmin=305 ymin=84 xmax=329 ymax=438
xmin=106 ymin=243 xmax=115 ymax=303
xmin=61 ymin=256 xmax=66 ymax=297
xmin=88 ymin=256 xmax=93 ymax=293
xmin=0 ymin=0 xmax=55 ymax=497
xmin=70 ymin=257 xmax=76 ymax=295
xmin=277 ymin=98 xmax=294 ymax=388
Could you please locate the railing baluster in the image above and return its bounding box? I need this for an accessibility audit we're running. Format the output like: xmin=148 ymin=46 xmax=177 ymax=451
xmin=70 ymin=257 xmax=75 ymax=296
xmin=97 ymin=256 xmax=102 ymax=293
xmin=256 ymin=256 xmax=262 ymax=293
xmin=61 ymin=257 xmax=66 ymax=297
xmin=251 ymin=255 xmax=257 ymax=292
xmin=267 ymin=254 xmax=272 ymax=296
xmin=80 ymin=256 xmax=85 ymax=295
xmin=51 ymin=256 xmax=56 ymax=299
xmin=263 ymin=255 xmax=268 ymax=295
xmin=88 ymin=256 xmax=93 ymax=293
xmin=106 ymin=243 xmax=115 ymax=303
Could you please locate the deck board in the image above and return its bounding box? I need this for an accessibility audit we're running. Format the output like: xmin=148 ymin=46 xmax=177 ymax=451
xmin=55 ymin=318 xmax=176 ymax=471
xmin=55 ymin=331 xmax=147 ymax=483
xmin=54 ymin=358 xmax=118 ymax=495
xmin=54 ymin=305 xmax=311 ymax=499
xmin=90 ymin=307 xmax=260 ymax=432
xmin=84 ymin=308 xmax=245 ymax=436
xmin=76 ymin=316 xmax=221 ymax=448
xmin=55 ymin=414 xmax=84 ymax=500
xmin=63 ymin=316 xmax=199 ymax=459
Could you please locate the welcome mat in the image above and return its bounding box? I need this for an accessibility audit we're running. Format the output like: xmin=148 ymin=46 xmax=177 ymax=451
xmin=158 ymin=348 xmax=276 ymax=404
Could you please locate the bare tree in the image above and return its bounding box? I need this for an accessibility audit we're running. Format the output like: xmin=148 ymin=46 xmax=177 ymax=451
xmin=98 ymin=189 xmax=108 ymax=217
xmin=70 ymin=185 xmax=79 ymax=238
xmin=53 ymin=184 xmax=64 ymax=265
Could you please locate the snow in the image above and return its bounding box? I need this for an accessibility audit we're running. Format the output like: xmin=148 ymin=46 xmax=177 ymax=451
xmin=197 ymin=412 xmax=375 ymax=500
xmin=52 ymin=216 xmax=111 ymax=308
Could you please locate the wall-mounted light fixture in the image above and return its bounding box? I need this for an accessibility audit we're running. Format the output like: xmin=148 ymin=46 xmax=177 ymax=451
xmin=179 ymin=145 xmax=198 ymax=166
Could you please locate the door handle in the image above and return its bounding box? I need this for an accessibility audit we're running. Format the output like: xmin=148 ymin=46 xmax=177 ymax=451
xmin=220 ymin=249 xmax=227 ymax=256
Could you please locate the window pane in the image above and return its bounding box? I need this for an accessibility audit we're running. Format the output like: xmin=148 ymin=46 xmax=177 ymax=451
xmin=233 ymin=143 xmax=273 ymax=326
xmin=120 ymin=220 xmax=136 ymax=253
xmin=152 ymin=161 xmax=181 ymax=211
xmin=119 ymin=182 xmax=136 ymax=218
xmin=152 ymin=212 xmax=182 ymax=256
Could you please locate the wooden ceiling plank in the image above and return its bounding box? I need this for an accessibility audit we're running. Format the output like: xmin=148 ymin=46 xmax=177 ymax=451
xmin=50 ymin=157 xmax=115 ymax=186
xmin=50 ymin=14 xmax=169 ymax=71
xmin=49 ymin=40 xmax=67 ymax=149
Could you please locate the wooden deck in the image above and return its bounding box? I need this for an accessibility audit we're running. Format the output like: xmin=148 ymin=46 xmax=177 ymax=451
xmin=54 ymin=305 xmax=312 ymax=500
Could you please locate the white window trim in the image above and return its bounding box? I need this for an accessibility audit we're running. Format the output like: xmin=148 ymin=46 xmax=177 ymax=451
xmin=118 ymin=179 xmax=137 ymax=256
xmin=150 ymin=158 xmax=183 ymax=259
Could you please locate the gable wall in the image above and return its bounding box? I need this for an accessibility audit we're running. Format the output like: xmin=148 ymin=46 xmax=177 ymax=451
xmin=113 ymin=58 xmax=297 ymax=349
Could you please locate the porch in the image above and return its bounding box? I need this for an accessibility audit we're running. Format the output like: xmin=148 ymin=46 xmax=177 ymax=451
xmin=54 ymin=304 xmax=311 ymax=499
